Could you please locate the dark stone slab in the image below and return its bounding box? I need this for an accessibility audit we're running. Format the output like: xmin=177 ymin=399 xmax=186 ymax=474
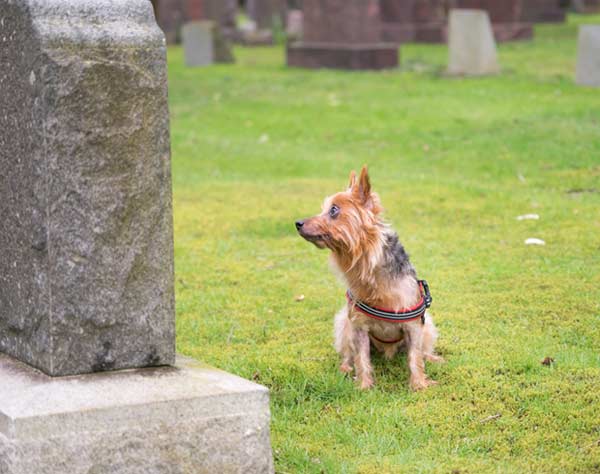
xmin=0 ymin=0 xmax=175 ymax=376
xmin=519 ymin=0 xmax=566 ymax=23
xmin=288 ymin=0 xmax=397 ymax=70
xmin=302 ymin=0 xmax=383 ymax=44
xmin=380 ymin=0 xmax=446 ymax=43
xmin=287 ymin=42 xmax=399 ymax=70
xmin=450 ymin=0 xmax=534 ymax=41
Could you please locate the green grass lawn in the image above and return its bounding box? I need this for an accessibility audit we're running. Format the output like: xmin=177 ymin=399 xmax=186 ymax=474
xmin=168 ymin=15 xmax=600 ymax=473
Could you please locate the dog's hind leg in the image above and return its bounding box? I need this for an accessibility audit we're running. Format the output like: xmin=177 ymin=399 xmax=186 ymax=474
xmin=334 ymin=306 xmax=354 ymax=373
xmin=421 ymin=312 xmax=445 ymax=363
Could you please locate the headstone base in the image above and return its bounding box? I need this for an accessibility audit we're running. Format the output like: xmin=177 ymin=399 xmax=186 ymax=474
xmin=287 ymin=42 xmax=399 ymax=70
xmin=0 ymin=354 xmax=273 ymax=474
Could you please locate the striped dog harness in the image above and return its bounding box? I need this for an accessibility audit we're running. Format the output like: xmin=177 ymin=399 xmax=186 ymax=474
xmin=346 ymin=280 xmax=432 ymax=325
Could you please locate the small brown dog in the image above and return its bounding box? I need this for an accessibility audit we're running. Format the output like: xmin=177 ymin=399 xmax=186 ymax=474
xmin=296 ymin=166 xmax=443 ymax=390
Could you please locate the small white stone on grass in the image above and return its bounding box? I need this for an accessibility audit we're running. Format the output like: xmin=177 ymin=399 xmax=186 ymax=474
xmin=516 ymin=214 xmax=540 ymax=220
xmin=525 ymin=238 xmax=545 ymax=245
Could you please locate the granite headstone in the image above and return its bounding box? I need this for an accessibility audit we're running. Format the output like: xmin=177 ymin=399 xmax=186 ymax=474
xmin=0 ymin=0 xmax=176 ymax=377
xmin=287 ymin=0 xmax=398 ymax=70
xmin=447 ymin=9 xmax=500 ymax=75
xmin=575 ymin=25 xmax=600 ymax=87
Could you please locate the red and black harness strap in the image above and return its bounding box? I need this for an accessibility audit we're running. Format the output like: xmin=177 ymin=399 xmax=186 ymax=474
xmin=345 ymin=280 xmax=432 ymax=327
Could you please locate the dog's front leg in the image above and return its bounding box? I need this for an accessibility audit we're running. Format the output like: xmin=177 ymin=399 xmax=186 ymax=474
xmin=354 ymin=329 xmax=374 ymax=389
xmin=405 ymin=323 xmax=437 ymax=391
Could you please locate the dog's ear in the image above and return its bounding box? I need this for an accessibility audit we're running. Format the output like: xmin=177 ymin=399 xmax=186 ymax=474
xmin=348 ymin=170 xmax=357 ymax=190
xmin=357 ymin=165 xmax=371 ymax=203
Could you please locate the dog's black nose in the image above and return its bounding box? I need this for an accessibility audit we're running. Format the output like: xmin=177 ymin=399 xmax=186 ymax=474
xmin=295 ymin=220 xmax=304 ymax=230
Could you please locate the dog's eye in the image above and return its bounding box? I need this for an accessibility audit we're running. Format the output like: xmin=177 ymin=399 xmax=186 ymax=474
xmin=329 ymin=205 xmax=340 ymax=218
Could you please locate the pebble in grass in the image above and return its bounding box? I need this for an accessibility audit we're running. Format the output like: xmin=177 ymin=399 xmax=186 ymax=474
xmin=525 ymin=238 xmax=546 ymax=246
xmin=516 ymin=214 xmax=540 ymax=220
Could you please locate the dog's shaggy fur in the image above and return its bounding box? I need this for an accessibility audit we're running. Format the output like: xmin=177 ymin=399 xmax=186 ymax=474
xmin=296 ymin=166 xmax=443 ymax=390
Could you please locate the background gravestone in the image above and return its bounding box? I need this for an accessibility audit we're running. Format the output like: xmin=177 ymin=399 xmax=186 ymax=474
xmin=287 ymin=0 xmax=398 ymax=70
xmin=575 ymin=25 xmax=600 ymax=87
xmin=183 ymin=21 xmax=215 ymax=66
xmin=380 ymin=0 xmax=447 ymax=43
xmin=183 ymin=21 xmax=234 ymax=66
xmin=447 ymin=9 xmax=500 ymax=76
xmin=450 ymin=0 xmax=533 ymax=41
xmin=0 ymin=0 xmax=175 ymax=377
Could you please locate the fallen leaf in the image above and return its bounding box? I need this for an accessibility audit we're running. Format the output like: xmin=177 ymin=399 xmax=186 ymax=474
xmin=480 ymin=413 xmax=501 ymax=423
xmin=525 ymin=238 xmax=545 ymax=246
xmin=541 ymin=356 xmax=555 ymax=366
xmin=295 ymin=294 xmax=305 ymax=302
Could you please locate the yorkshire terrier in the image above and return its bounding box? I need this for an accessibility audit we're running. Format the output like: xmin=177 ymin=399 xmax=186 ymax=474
xmin=296 ymin=166 xmax=443 ymax=390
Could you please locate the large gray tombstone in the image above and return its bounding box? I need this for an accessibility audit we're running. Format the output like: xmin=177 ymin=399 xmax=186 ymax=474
xmin=575 ymin=25 xmax=600 ymax=87
xmin=0 ymin=0 xmax=175 ymax=377
xmin=0 ymin=1 xmax=273 ymax=472
xmin=447 ymin=9 xmax=500 ymax=76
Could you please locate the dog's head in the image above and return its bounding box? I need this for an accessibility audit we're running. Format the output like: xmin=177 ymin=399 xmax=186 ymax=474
xmin=295 ymin=166 xmax=383 ymax=258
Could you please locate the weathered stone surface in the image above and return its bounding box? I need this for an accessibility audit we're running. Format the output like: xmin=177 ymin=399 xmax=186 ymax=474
xmin=576 ymin=25 xmax=600 ymax=87
xmin=287 ymin=0 xmax=398 ymax=70
xmin=0 ymin=354 xmax=274 ymax=474
xmin=0 ymin=0 xmax=175 ymax=376
xmin=447 ymin=9 xmax=500 ymax=75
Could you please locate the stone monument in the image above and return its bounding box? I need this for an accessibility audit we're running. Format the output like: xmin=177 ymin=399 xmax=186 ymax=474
xmin=380 ymin=0 xmax=447 ymax=43
xmin=287 ymin=0 xmax=399 ymax=70
xmin=447 ymin=9 xmax=500 ymax=76
xmin=0 ymin=1 xmax=272 ymax=472
xmin=575 ymin=25 xmax=600 ymax=87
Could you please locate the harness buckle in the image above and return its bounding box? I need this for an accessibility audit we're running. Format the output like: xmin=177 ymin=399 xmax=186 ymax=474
xmin=420 ymin=280 xmax=432 ymax=308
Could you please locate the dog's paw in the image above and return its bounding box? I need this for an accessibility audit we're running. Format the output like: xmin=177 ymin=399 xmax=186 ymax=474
xmin=339 ymin=363 xmax=353 ymax=374
xmin=358 ymin=376 xmax=375 ymax=390
xmin=410 ymin=377 xmax=438 ymax=391
xmin=424 ymin=354 xmax=446 ymax=364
